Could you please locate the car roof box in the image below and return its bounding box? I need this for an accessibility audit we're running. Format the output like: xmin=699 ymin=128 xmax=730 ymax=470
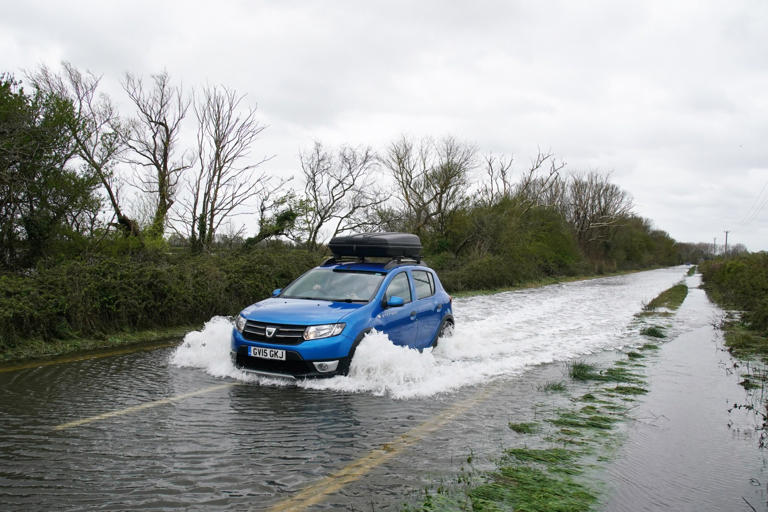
xmin=329 ymin=232 xmax=422 ymax=259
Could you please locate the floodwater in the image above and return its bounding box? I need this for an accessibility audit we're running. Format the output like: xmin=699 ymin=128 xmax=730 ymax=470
xmin=600 ymin=275 xmax=768 ymax=511
xmin=0 ymin=266 xmax=764 ymax=510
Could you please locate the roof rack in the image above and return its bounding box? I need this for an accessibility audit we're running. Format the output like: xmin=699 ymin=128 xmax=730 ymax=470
xmin=321 ymin=255 xmax=366 ymax=266
xmin=320 ymin=255 xmax=426 ymax=270
xmin=383 ymin=256 xmax=424 ymax=270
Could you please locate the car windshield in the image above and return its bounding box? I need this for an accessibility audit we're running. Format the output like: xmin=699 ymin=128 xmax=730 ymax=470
xmin=280 ymin=268 xmax=386 ymax=302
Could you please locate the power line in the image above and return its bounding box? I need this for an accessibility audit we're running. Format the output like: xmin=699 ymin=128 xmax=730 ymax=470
xmin=740 ymin=180 xmax=768 ymax=226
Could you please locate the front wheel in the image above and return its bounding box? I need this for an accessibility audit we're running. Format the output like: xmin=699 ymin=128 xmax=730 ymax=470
xmin=337 ymin=329 xmax=370 ymax=376
xmin=431 ymin=318 xmax=454 ymax=348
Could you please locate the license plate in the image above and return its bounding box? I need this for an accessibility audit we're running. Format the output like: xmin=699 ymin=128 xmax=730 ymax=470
xmin=248 ymin=346 xmax=286 ymax=361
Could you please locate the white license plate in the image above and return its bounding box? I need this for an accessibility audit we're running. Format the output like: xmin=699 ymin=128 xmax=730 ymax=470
xmin=248 ymin=346 xmax=286 ymax=361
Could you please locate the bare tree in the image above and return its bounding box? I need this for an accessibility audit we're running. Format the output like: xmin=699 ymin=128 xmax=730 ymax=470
xmin=477 ymin=153 xmax=514 ymax=206
xmin=296 ymin=142 xmax=382 ymax=247
xmin=122 ymin=71 xmax=191 ymax=238
xmin=565 ymin=171 xmax=634 ymax=246
xmin=514 ymin=150 xmax=566 ymax=212
xmin=181 ymin=84 xmax=272 ymax=249
xmin=382 ymin=136 xmax=476 ymax=235
xmin=28 ymin=62 xmax=139 ymax=235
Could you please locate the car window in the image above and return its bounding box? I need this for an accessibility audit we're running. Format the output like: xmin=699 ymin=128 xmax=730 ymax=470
xmin=413 ymin=270 xmax=435 ymax=300
xmin=281 ymin=268 xmax=384 ymax=302
xmin=385 ymin=272 xmax=412 ymax=304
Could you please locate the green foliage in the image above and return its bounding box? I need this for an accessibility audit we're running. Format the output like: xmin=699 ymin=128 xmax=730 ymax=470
xmin=701 ymin=253 xmax=768 ymax=334
xmin=432 ymin=204 xmax=583 ymax=292
xmin=0 ymin=247 xmax=322 ymax=350
xmin=0 ymin=74 xmax=101 ymax=269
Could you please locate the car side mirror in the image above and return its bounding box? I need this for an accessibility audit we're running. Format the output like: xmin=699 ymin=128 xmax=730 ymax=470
xmin=272 ymin=288 xmax=281 ymax=297
xmin=386 ymin=296 xmax=405 ymax=308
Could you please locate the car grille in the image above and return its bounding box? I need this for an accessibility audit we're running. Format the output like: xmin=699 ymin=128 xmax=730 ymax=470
xmin=234 ymin=349 xmax=314 ymax=375
xmin=241 ymin=321 xmax=307 ymax=345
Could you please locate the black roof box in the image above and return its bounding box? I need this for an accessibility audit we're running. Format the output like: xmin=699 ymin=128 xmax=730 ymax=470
xmin=328 ymin=232 xmax=422 ymax=259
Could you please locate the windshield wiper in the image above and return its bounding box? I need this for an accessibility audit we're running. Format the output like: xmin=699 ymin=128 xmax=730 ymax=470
xmin=283 ymin=295 xmax=332 ymax=301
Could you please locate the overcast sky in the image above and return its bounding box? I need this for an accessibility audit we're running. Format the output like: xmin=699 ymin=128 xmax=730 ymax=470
xmin=3 ymin=0 xmax=767 ymax=250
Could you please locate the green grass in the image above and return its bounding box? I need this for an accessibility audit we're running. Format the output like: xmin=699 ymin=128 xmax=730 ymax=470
xmin=613 ymin=385 xmax=649 ymax=396
xmin=627 ymin=351 xmax=644 ymax=359
xmin=0 ymin=324 xmax=197 ymax=365
xmin=640 ymin=326 xmax=667 ymax=338
xmin=724 ymin=327 xmax=768 ymax=360
xmin=643 ymin=283 xmax=688 ymax=311
xmin=468 ymin=466 xmax=597 ymax=512
xmin=740 ymin=378 xmax=761 ymax=391
xmin=504 ymin=448 xmax=577 ymax=467
xmin=508 ymin=422 xmax=540 ymax=434
xmin=640 ymin=343 xmax=660 ymax=350
xmin=540 ymin=381 xmax=567 ymax=392
xmin=568 ymin=361 xmax=600 ymax=381
xmin=687 ymin=265 xmax=697 ymax=276
xmin=567 ymin=361 xmax=641 ymax=383
xmin=548 ymin=412 xmax=619 ymax=430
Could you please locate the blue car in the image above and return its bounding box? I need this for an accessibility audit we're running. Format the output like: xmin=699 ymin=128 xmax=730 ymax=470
xmin=231 ymin=233 xmax=454 ymax=378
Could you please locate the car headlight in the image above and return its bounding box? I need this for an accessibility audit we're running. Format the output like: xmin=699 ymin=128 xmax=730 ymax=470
xmin=303 ymin=323 xmax=345 ymax=340
xmin=235 ymin=314 xmax=247 ymax=333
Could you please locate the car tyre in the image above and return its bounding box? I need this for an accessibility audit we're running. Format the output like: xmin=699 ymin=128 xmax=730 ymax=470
xmin=337 ymin=329 xmax=370 ymax=376
xmin=431 ymin=317 xmax=454 ymax=348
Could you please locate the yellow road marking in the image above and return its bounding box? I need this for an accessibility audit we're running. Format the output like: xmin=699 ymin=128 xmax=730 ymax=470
xmin=267 ymin=386 xmax=494 ymax=512
xmin=53 ymin=382 xmax=240 ymax=431
xmin=0 ymin=340 xmax=181 ymax=374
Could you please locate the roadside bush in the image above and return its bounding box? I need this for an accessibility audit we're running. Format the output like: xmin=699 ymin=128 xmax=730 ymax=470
xmin=0 ymin=247 xmax=322 ymax=349
xmin=701 ymin=253 xmax=768 ymax=333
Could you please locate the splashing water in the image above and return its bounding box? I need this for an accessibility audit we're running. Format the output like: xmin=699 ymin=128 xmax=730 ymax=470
xmin=170 ymin=266 xmax=688 ymax=399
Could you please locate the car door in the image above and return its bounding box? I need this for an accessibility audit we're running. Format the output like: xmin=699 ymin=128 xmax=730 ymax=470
xmin=376 ymin=271 xmax=418 ymax=347
xmin=411 ymin=269 xmax=442 ymax=347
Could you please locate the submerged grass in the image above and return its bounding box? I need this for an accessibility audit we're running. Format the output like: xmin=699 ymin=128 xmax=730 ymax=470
xmin=640 ymin=325 xmax=666 ymax=338
xmin=508 ymin=422 xmax=540 ymax=434
xmin=469 ymin=466 xmax=597 ymax=512
xmin=567 ymin=361 xmax=641 ymax=383
xmin=613 ymin=385 xmax=649 ymax=396
xmin=540 ymin=381 xmax=567 ymax=393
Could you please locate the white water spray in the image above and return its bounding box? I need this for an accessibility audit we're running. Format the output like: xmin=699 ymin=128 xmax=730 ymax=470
xmin=171 ymin=266 xmax=688 ymax=399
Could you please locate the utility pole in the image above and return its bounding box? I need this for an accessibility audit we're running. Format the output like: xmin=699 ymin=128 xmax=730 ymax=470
xmin=724 ymin=230 xmax=730 ymax=255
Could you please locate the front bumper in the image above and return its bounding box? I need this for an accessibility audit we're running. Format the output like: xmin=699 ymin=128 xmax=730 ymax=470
xmin=230 ymin=347 xmax=340 ymax=378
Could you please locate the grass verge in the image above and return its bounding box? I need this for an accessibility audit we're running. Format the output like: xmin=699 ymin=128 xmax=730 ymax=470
xmin=642 ymin=283 xmax=688 ymax=312
xmin=0 ymin=324 xmax=197 ymax=366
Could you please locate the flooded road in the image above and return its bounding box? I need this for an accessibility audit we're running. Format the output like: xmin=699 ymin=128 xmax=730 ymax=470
xmin=2 ymin=266 xmax=762 ymax=510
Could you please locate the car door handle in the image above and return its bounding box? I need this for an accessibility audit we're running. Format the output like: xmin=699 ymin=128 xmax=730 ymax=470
xmin=410 ymin=311 xmax=417 ymax=319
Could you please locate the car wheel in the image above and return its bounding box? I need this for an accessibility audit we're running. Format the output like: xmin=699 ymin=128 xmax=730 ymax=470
xmin=337 ymin=329 xmax=370 ymax=376
xmin=431 ymin=318 xmax=454 ymax=348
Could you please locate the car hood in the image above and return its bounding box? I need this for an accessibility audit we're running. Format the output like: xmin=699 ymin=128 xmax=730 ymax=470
xmin=240 ymin=297 xmax=365 ymax=325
